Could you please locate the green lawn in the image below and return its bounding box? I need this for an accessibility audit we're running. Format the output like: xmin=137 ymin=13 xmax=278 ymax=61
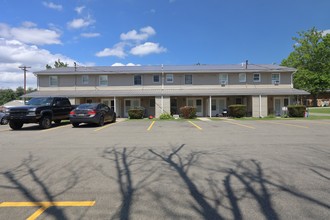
xmin=308 ymin=107 xmax=330 ymax=114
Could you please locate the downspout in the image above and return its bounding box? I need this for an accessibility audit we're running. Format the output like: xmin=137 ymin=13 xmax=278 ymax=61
xmin=209 ymin=96 xmax=212 ymax=118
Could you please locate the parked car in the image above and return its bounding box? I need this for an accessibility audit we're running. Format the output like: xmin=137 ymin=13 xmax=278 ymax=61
xmin=0 ymin=112 xmax=8 ymax=125
xmin=69 ymin=103 xmax=116 ymax=127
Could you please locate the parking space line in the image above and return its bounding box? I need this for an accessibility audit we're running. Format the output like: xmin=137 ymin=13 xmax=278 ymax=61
xmin=38 ymin=124 xmax=72 ymax=133
xmin=223 ymin=120 xmax=256 ymax=129
xmin=188 ymin=121 xmax=202 ymax=130
xmin=147 ymin=121 xmax=155 ymax=131
xmin=260 ymin=121 xmax=309 ymax=128
xmin=94 ymin=120 xmax=123 ymax=132
xmin=0 ymin=201 xmax=95 ymax=220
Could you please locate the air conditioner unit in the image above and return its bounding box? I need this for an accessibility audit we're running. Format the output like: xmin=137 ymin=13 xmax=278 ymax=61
xmin=273 ymin=80 xmax=279 ymax=85
xmin=220 ymin=80 xmax=227 ymax=86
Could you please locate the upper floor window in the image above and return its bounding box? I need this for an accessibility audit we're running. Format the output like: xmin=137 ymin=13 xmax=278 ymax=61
xmin=185 ymin=74 xmax=192 ymax=84
xmin=153 ymin=74 xmax=160 ymax=83
xmin=272 ymin=73 xmax=280 ymax=85
xmin=49 ymin=76 xmax=58 ymax=87
xmin=82 ymin=75 xmax=89 ymax=85
xmin=253 ymin=73 xmax=261 ymax=82
xmin=99 ymin=75 xmax=108 ymax=86
xmin=166 ymin=74 xmax=173 ymax=83
xmin=134 ymin=75 xmax=142 ymax=85
xmin=219 ymin=73 xmax=228 ymax=85
xmin=239 ymin=73 xmax=246 ymax=83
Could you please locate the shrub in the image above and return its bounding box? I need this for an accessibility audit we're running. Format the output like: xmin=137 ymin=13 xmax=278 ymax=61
xmin=228 ymin=105 xmax=246 ymax=118
xmin=128 ymin=107 xmax=145 ymax=119
xmin=287 ymin=105 xmax=306 ymax=117
xmin=159 ymin=113 xmax=173 ymax=120
xmin=180 ymin=106 xmax=196 ymax=119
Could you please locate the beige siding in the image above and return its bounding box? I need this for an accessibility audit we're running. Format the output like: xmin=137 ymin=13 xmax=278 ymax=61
xmin=252 ymin=95 xmax=268 ymax=117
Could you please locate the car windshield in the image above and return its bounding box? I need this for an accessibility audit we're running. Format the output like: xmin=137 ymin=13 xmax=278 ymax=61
xmin=27 ymin=97 xmax=53 ymax=106
xmin=76 ymin=104 xmax=97 ymax=110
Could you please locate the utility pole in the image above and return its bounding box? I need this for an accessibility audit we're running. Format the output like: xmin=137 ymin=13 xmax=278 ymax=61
xmin=19 ymin=66 xmax=31 ymax=94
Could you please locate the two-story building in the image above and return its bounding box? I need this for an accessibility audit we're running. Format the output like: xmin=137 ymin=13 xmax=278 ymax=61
xmin=24 ymin=64 xmax=309 ymax=118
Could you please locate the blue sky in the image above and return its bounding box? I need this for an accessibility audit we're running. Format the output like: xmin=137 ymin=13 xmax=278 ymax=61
xmin=0 ymin=0 xmax=329 ymax=89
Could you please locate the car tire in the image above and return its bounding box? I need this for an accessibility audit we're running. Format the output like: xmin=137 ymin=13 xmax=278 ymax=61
xmin=1 ymin=117 xmax=8 ymax=125
xmin=112 ymin=113 xmax=116 ymax=123
xmin=39 ymin=116 xmax=52 ymax=129
xmin=9 ymin=121 xmax=23 ymax=130
xmin=72 ymin=123 xmax=79 ymax=127
xmin=98 ymin=115 xmax=105 ymax=126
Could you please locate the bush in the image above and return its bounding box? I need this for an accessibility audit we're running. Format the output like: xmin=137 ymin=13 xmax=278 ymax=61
xmin=180 ymin=106 xmax=196 ymax=119
xmin=228 ymin=105 xmax=246 ymax=118
xmin=159 ymin=113 xmax=173 ymax=120
xmin=287 ymin=105 xmax=306 ymax=117
xmin=128 ymin=107 xmax=145 ymax=119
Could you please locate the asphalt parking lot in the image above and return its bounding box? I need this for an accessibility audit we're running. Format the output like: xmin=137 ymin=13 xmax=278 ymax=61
xmin=0 ymin=119 xmax=329 ymax=219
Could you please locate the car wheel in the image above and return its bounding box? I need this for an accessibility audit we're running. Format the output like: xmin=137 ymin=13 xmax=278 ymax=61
xmin=72 ymin=123 xmax=79 ymax=127
xmin=9 ymin=121 xmax=23 ymax=130
xmin=1 ymin=117 xmax=8 ymax=125
xmin=112 ymin=113 xmax=116 ymax=123
xmin=39 ymin=116 xmax=52 ymax=129
xmin=98 ymin=115 xmax=105 ymax=126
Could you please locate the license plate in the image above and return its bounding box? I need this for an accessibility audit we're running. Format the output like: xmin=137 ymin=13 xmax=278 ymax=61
xmin=78 ymin=114 xmax=85 ymax=116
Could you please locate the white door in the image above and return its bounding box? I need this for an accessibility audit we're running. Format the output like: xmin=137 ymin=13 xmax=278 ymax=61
xmin=211 ymin=98 xmax=226 ymax=116
xmin=274 ymin=97 xmax=289 ymax=116
xmin=124 ymin=98 xmax=140 ymax=117
xmin=187 ymin=98 xmax=203 ymax=116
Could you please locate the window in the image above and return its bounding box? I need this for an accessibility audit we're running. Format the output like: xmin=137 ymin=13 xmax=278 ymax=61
xmin=134 ymin=75 xmax=142 ymax=85
xmin=99 ymin=75 xmax=108 ymax=86
xmin=149 ymin=99 xmax=155 ymax=107
xmin=185 ymin=74 xmax=192 ymax=84
xmin=49 ymin=76 xmax=58 ymax=87
xmin=239 ymin=73 xmax=246 ymax=83
xmin=236 ymin=98 xmax=242 ymax=104
xmin=82 ymin=75 xmax=89 ymax=85
xmin=153 ymin=74 xmax=160 ymax=83
xmin=166 ymin=74 xmax=173 ymax=83
xmin=253 ymin=73 xmax=261 ymax=82
xmin=272 ymin=73 xmax=280 ymax=85
xmin=219 ymin=74 xmax=228 ymax=85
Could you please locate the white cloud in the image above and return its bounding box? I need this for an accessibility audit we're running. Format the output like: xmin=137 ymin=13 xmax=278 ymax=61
xmin=95 ymin=43 xmax=127 ymax=58
xmin=130 ymin=42 xmax=167 ymax=56
xmin=112 ymin=63 xmax=141 ymax=66
xmin=75 ymin=6 xmax=85 ymax=14
xmin=0 ymin=38 xmax=77 ymax=89
xmin=67 ymin=18 xmax=94 ymax=29
xmin=120 ymin=26 xmax=156 ymax=41
xmin=42 ymin=2 xmax=63 ymax=11
xmin=21 ymin=21 xmax=37 ymax=28
xmin=322 ymin=29 xmax=330 ymax=36
xmin=0 ymin=22 xmax=61 ymax=45
xmin=81 ymin=32 xmax=100 ymax=38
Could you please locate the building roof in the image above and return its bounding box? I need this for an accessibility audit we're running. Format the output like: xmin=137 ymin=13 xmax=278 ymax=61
xmin=34 ymin=64 xmax=296 ymax=75
xmin=22 ymin=88 xmax=309 ymax=98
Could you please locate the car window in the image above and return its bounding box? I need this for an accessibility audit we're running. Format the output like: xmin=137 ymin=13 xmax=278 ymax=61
xmin=77 ymin=104 xmax=97 ymax=110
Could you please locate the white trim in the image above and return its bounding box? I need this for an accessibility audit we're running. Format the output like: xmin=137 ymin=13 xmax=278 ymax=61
xmin=82 ymin=75 xmax=89 ymax=85
xmin=239 ymin=73 xmax=246 ymax=83
xmin=99 ymin=75 xmax=108 ymax=86
xmin=49 ymin=76 xmax=58 ymax=87
xmin=166 ymin=74 xmax=173 ymax=83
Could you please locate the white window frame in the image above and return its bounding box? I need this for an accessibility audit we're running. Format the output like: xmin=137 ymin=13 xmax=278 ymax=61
xmin=185 ymin=74 xmax=193 ymax=84
xmin=82 ymin=75 xmax=89 ymax=85
xmin=134 ymin=74 xmax=142 ymax=85
xmin=153 ymin=74 xmax=160 ymax=83
xmin=99 ymin=75 xmax=108 ymax=86
xmin=239 ymin=73 xmax=246 ymax=83
xmin=219 ymin=73 xmax=228 ymax=85
xmin=166 ymin=74 xmax=173 ymax=83
xmin=49 ymin=76 xmax=58 ymax=87
xmin=272 ymin=73 xmax=280 ymax=85
xmin=253 ymin=73 xmax=261 ymax=83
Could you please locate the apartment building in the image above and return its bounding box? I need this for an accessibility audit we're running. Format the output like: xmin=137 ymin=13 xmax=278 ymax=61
xmin=25 ymin=64 xmax=309 ymax=118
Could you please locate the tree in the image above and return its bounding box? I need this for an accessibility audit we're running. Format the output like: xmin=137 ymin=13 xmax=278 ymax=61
xmin=46 ymin=59 xmax=68 ymax=69
xmin=0 ymin=89 xmax=16 ymax=105
xmin=282 ymin=27 xmax=330 ymax=106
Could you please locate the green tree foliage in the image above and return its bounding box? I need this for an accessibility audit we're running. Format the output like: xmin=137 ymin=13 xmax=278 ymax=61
xmin=46 ymin=59 xmax=68 ymax=69
xmin=0 ymin=87 xmax=36 ymax=105
xmin=282 ymin=27 xmax=330 ymax=106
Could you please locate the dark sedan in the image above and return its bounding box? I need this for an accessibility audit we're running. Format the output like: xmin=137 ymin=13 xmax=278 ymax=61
xmin=0 ymin=112 xmax=8 ymax=125
xmin=69 ymin=103 xmax=116 ymax=127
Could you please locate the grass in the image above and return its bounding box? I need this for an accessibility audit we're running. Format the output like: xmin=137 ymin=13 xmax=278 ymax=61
xmin=308 ymin=107 xmax=330 ymax=114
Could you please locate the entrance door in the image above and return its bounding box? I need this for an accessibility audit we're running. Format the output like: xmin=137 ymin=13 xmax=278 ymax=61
xmin=187 ymin=98 xmax=203 ymax=116
xmin=211 ymin=98 xmax=226 ymax=116
xmin=124 ymin=98 xmax=140 ymax=117
xmin=274 ymin=97 xmax=289 ymax=116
